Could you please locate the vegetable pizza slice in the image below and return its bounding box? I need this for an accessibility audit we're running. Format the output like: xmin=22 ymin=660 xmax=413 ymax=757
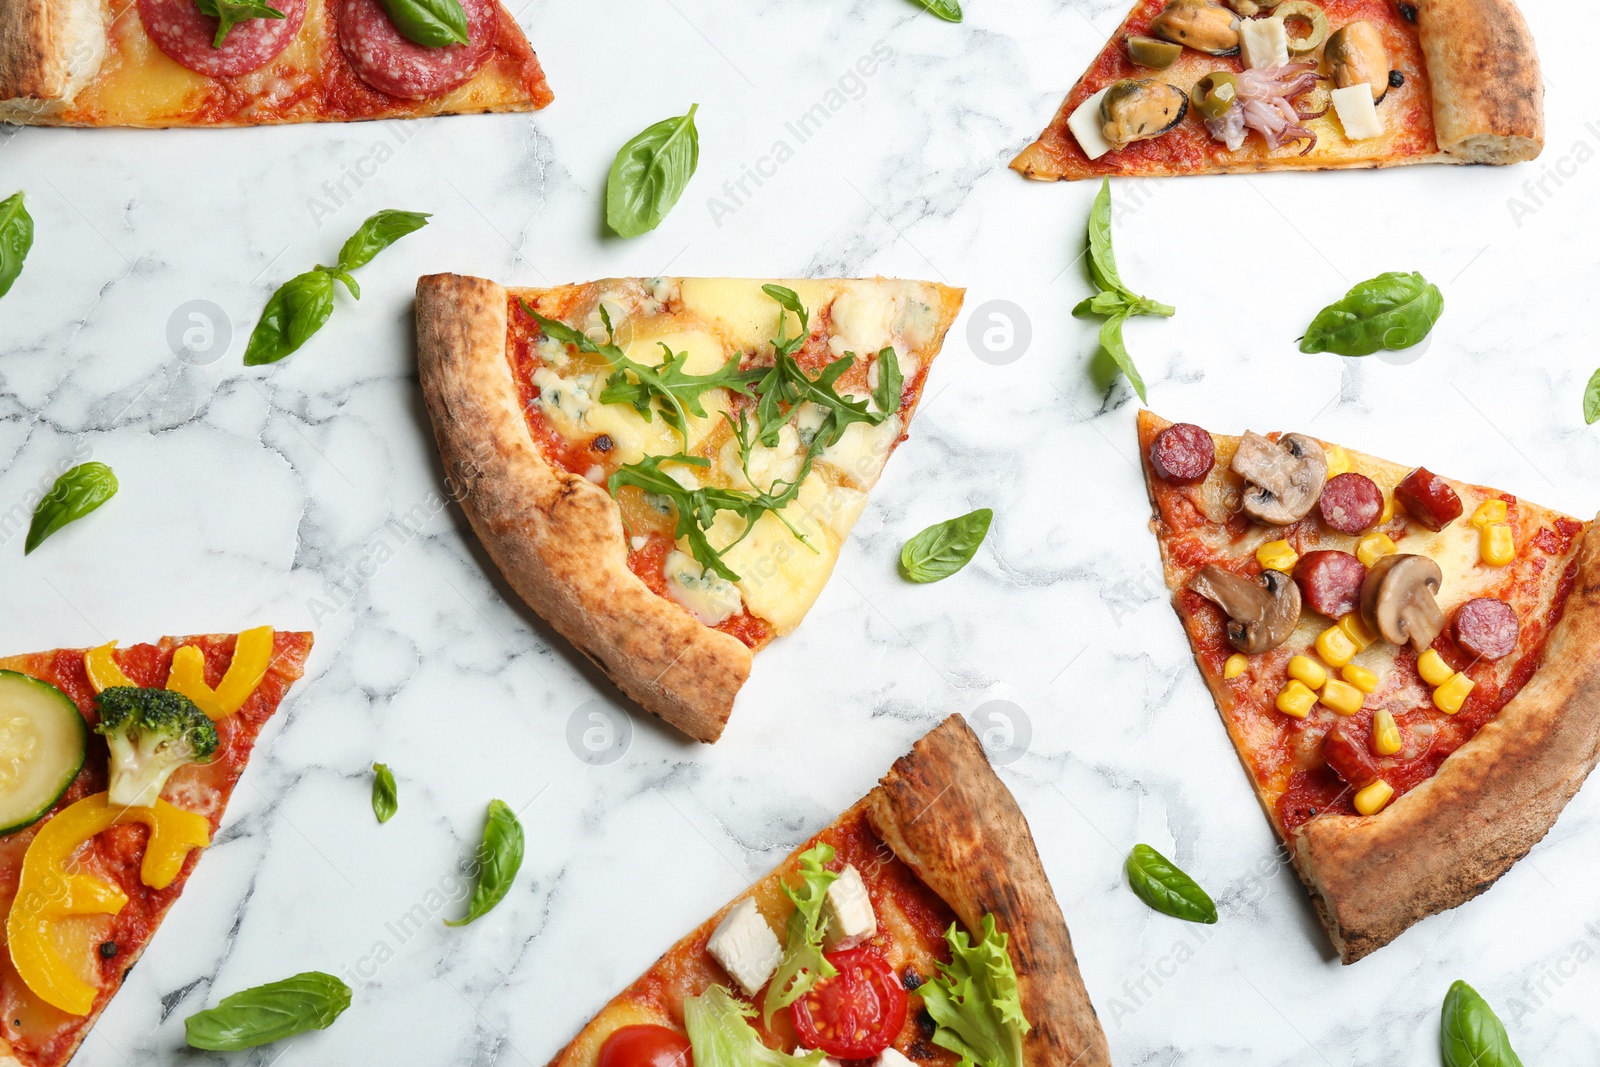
xmin=0 ymin=627 xmax=312 ymax=1064
xmin=416 ymin=274 xmax=963 ymax=742
xmin=1013 ymin=0 xmax=1542 ymax=180
xmin=1138 ymin=410 xmax=1599 ymax=961
xmin=548 ymin=715 xmax=1110 ymax=1067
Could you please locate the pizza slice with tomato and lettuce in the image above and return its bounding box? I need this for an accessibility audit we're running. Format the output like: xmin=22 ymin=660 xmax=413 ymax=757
xmin=1138 ymin=410 xmax=1600 ymax=962
xmin=417 ymin=274 xmax=964 ymax=743
xmin=0 ymin=627 xmax=312 ymax=1065
xmin=547 ymin=716 xmax=1109 ymax=1067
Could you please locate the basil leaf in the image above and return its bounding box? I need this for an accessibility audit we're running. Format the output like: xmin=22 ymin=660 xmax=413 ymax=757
xmin=375 ymin=0 xmax=468 ymax=46
xmin=0 ymin=192 xmax=34 ymax=300
xmin=184 ymin=971 xmax=351 ymax=1051
xmin=911 ymin=0 xmax=962 ymax=20
xmin=606 ymin=105 xmax=700 ymax=238
xmin=371 ymin=762 xmax=397 ymax=824
xmin=1076 ymin=179 xmax=1170 ymax=400
xmin=1441 ymin=981 xmax=1523 ymax=1067
xmin=26 ymin=462 xmax=118 ymax=555
xmin=1086 ymin=179 xmax=1127 ymax=297
xmin=1073 ymin=290 xmax=1130 ymax=319
xmin=900 ymin=508 xmax=992 ymax=583
xmin=194 ymin=0 xmax=285 ymax=48
xmin=243 ymin=270 xmax=335 ymax=366
xmin=762 ymin=845 xmax=839 ymax=1024
xmin=446 ymin=798 xmax=524 ymax=927
xmin=1584 ymin=368 xmax=1600 ymax=426
xmin=1125 ymin=844 xmax=1217 ymax=924
xmin=336 ymin=209 xmax=431 ymax=272
xmin=1099 ymin=311 xmax=1148 ymax=404
xmin=871 ymin=347 xmax=903 ymax=416
xmin=1299 ymin=271 xmax=1443 ymax=356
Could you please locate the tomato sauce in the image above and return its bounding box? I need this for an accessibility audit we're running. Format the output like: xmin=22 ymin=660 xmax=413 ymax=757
xmin=0 ymin=633 xmax=311 ymax=1066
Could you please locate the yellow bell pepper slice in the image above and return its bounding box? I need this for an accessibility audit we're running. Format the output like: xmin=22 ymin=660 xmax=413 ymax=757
xmin=166 ymin=626 xmax=274 ymax=721
xmin=8 ymin=793 xmax=210 ymax=1014
xmin=85 ymin=643 xmax=136 ymax=693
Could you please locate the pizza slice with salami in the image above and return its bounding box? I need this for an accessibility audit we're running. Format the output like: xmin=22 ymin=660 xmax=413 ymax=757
xmin=1138 ymin=410 xmax=1600 ymax=962
xmin=0 ymin=0 xmax=551 ymax=127
xmin=547 ymin=715 xmax=1110 ymax=1067
xmin=416 ymin=273 xmax=964 ymax=743
xmin=1012 ymin=0 xmax=1542 ymax=181
xmin=0 ymin=627 xmax=312 ymax=1065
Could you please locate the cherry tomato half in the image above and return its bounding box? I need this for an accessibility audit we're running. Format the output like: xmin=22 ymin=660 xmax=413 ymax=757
xmin=597 ymin=1025 xmax=693 ymax=1067
xmin=789 ymin=947 xmax=907 ymax=1058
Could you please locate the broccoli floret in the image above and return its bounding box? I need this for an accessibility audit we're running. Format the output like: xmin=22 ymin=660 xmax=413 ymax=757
xmin=93 ymin=687 xmax=219 ymax=808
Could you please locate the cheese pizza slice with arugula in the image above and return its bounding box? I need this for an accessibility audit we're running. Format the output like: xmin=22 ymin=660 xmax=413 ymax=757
xmin=548 ymin=715 xmax=1110 ymax=1067
xmin=0 ymin=626 xmax=312 ymax=1065
xmin=416 ymin=273 xmax=964 ymax=742
xmin=1013 ymin=0 xmax=1542 ymax=181
xmin=1138 ymin=410 xmax=1600 ymax=962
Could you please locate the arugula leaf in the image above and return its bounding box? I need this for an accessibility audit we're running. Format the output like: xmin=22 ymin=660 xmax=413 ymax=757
xmin=194 ymin=0 xmax=285 ymax=47
xmin=1441 ymin=981 xmax=1523 ymax=1067
xmin=920 ymin=915 xmax=1031 ymax=1067
xmin=1299 ymin=271 xmax=1443 ymax=356
xmin=911 ymin=0 xmax=963 ymax=21
xmin=26 ymin=462 xmax=118 ymax=555
xmin=375 ymin=0 xmax=469 ymax=48
xmin=1126 ymin=844 xmax=1217 ymax=923
xmin=900 ymin=508 xmax=992 ymax=583
xmin=762 ymin=844 xmax=840 ymax=1024
xmin=0 ymin=191 xmax=35 ymax=300
xmin=1585 ymin=368 xmax=1600 ymax=426
xmin=446 ymin=799 xmax=524 ymax=927
xmin=684 ymin=985 xmax=826 ymax=1067
xmin=1074 ymin=179 xmax=1172 ymax=402
xmin=607 ymin=105 xmax=700 ymax=238
xmin=184 ymin=972 xmax=351 ymax=1051
xmin=371 ymin=762 xmax=397 ymax=824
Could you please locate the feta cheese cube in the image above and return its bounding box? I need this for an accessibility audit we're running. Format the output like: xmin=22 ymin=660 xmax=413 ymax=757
xmin=707 ymin=898 xmax=783 ymax=996
xmin=878 ymin=1050 xmax=916 ymax=1067
xmin=823 ymin=865 xmax=877 ymax=950
xmin=1240 ymin=17 xmax=1289 ymax=69
xmin=1331 ymin=84 xmax=1384 ymax=140
xmin=1066 ymin=87 xmax=1113 ymax=161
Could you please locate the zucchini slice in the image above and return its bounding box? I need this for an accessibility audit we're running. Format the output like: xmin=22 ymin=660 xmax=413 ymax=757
xmin=0 ymin=671 xmax=88 ymax=836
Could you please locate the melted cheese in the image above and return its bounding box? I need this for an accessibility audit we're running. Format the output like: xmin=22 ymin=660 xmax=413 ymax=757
xmin=663 ymin=551 xmax=743 ymax=626
xmin=679 ymin=278 xmax=837 ymax=350
xmin=818 ymin=414 xmax=902 ymax=489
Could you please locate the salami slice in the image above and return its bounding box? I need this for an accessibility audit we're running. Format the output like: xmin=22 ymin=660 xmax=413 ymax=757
xmin=1318 ymin=472 xmax=1384 ymax=534
xmin=1395 ymin=466 xmax=1463 ymax=532
xmin=1148 ymin=422 xmax=1215 ymax=484
xmin=1453 ymin=598 xmax=1519 ymax=661
xmin=138 ymin=0 xmax=308 ymax=78
xmin=1295 ymin=550 xmax=1367 ymax=618
xmin=337 ymin=0 xmax=495 ymax=100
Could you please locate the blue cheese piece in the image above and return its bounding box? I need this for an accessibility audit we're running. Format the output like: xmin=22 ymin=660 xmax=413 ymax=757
xmin=707 ymin=898 xmax=782 ymax=997
xmin=823 ymin=864 xmax=877 ymax=950
xmin=1240 ymin=17 xmax=1289 ymax=69
xmin=663 ymin=550 xmax=742 ymax=627
xmin=1331 ymin=84 xmax=1384 ymax=140
xmin=1066 ymin=87 xmax=1113 ymax=161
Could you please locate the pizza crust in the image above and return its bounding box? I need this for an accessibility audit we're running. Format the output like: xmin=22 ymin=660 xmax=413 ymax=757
xmin=1293 ymin=516 xmax=1600 ymax=962
xmin=415 ymin=273 xmax=750 ymax=743
xmin=1418 ymin=0 xmax=1544 ymax=163
xmin=0 ymin=0 xmax=106 ymax=119
xmin=867 ymin=715 xmax=1111 ymax=1067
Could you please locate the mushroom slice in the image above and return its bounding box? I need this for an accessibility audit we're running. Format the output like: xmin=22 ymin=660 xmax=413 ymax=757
xmin=1230 ymin=431 xmax=1328 ymax=525
xmin=1189 ymin=564 xmax=1302 ymax=655
xmin=1360 ymin=554 xmax=1445 ymax=650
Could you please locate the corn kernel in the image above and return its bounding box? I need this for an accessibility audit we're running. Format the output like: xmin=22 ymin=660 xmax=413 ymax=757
xmin=1338 ymin=613 xmax=1378 ymax=651
xmin=1276 ymin=679 xmax=1318 ymax=719
xmin=1372 ymin=709 xmax=1402 ymax=756
xmin=1256 ymin=539 xmax=1300 ymax=572
xmin=1341 ymin=664 xmax=1380 ymax=694
xmin=1325 ymin=445 xmax=1351 ymax=477
xmin=1434 ymin=672 xmax=1476 ymax=715
xmin=1471 ymin=499 xmax=1508 ymax=528
xmin=1354 ymin=778 xmax=1395 ymax=816
xmin=1480 ymin=523 xmax=1515 ymax=567
xmin=1319 ymin=678 xmax=1364 ymax=716
xmin=1287 ymin=654 xmax=1327 ymax=690
xmin=1356 ymin=532 xmax=1398 ymax=568
xmin=1379 ymin=492 xmax=1394 ymax=524
xmin=1417 ymin=648 xmax=1454 ymax=687
xmin=1224 ymin=653 xmax=1249 ymax=680
xmin=1315 ymin=626 xmax=1358 ymax=668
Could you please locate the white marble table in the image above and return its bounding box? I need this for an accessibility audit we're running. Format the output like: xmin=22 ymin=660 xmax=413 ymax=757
xmin=3 ymin=0 xmax=1598 ymax=1062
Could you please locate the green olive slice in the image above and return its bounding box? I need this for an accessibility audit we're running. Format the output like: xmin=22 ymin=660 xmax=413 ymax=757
xmin=1126 ymin=35 xmax=1184 ymax=69
xmin=1193 ymin=71 xmax=1240 ymax=120
xmin=1273 ymin=0 xmax=1329 ymax=55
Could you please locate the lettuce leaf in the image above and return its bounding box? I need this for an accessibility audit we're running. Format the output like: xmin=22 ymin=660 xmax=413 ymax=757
xmin=685 ymin=985 xmax=827 ymax=1067
xmin=761 ymin=844 xmax=840 ymax=1023
xmin=919 ymin=915 xmax=1031 ymax=1067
